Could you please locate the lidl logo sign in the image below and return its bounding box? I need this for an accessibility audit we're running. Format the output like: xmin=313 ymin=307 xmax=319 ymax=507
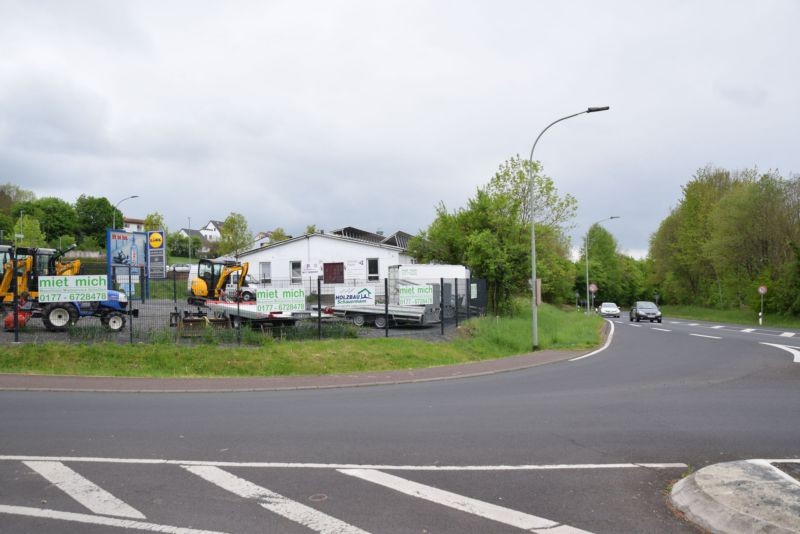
xmin=148 ymin=231 xmax=164 ymax=249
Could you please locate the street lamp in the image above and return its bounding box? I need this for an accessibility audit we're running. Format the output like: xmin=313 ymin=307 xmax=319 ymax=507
xmin=112 ymin=195 xmax=139 ymax=230
xmin=585 ymin=216 xmax=620 ymax=313
xmin=528 ymin=106 xmax=609 ymax=350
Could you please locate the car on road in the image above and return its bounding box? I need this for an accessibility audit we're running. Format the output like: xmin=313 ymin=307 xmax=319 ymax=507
xmin=170 ymin=263 xmax=191 ymax=273
xmin=599 ymin=302 xmax=621 ymax=317
xmin=630 ymin=301 xmax=662 ymax=323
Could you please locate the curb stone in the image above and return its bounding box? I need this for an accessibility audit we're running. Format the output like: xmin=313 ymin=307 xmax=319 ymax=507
xmin=670 ymin=460 xmax=800 ymax=533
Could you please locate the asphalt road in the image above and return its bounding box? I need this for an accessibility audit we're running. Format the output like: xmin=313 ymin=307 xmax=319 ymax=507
xmin=0 ymin=316 xmax=798 ymax=533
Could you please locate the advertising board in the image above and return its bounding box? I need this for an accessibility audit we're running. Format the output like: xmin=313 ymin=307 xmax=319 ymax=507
xmin=256 ymin=287 xmax=307 ymax=312
xmin=38 ymin=275 xmax=109 ymax=303
xmin=334 ymin=286 xmax=376 ymax=307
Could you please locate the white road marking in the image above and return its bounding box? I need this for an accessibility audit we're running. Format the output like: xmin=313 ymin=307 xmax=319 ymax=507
xmin=0 ymin=455 xmax=686 ymax=470
xmin=760 ymin=343 xmax=800 ymax=363
xmin=569 ymin=319 xmax=615 ymax=362
xmin=339 ymin=469 xmax=591 ymax=533
xmin=780 ymin=332 xmax=796 ymax=338
xmin=0 ymin=504 xmax=224 ymax=533
xmin=687 ymin=323 xmax=699 ymax=326
xmin=711 ymin=325 xmax=725 ymax=329
xmin=23 ymin=461 xmax=145 ymax=519
xmin=628 ymin=323 xmax=641 ymax=327
xmin=668 ymin=321 xmax=682 ymax=324
xmin=183 ymin=465 xmax=369 ymax=534
xmin=741 ymin=328 xmax=755 ymax=333
xmin=690 ymin=334 xmax=721 ymax=340
xmin=652 ymin=328 xmax=671 ymax=332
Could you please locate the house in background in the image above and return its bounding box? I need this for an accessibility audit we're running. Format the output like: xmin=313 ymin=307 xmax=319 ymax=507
xmin=178 ymin=228 xmax=211 ymax=257
xmin=123 ymin=217 xmax=145 ymax=233
xmin=236 ymin=227 xmax=416 ymax=287
xmin=200 ymin=220 xmax=224 ymax=242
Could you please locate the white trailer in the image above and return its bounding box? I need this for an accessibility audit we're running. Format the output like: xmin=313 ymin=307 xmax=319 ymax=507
xmin=318 ymin=303 xmax=440 ymax=328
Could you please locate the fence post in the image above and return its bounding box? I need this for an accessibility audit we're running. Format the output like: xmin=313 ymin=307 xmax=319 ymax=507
xmin=454 ymin=279 xmax=459 ymax=328
xmin=440 ymin=277 xmax=445 ymax=336
xmin=317 ymin=277 xmax=322 ymax=340
xmin=466 ymin=277 xmax=471 ymax=322
xmin=128 ymin=265 xmax=134 ymax=344
xmin=172 ymin=268 xmax=177 ymax=303
xmin=11 ymin=251 xmax=19 ymax=343
xmin=236 ymin=291 xmax=241 ymax=345
xmin=384 ymin=277 xmax=389 ymax=338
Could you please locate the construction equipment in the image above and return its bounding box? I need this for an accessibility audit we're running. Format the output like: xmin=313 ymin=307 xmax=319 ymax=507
xmin=187 ymin=259 xmax=251 ymax=306
xmin=0 ymin=245 xmax=136 ymax=332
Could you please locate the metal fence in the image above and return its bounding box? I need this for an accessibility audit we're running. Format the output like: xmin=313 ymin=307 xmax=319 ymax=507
xmin=2 ymin=274 xmax=487 ymax=346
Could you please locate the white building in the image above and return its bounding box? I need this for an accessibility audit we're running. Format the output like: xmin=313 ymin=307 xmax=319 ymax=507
xmin=236 ymin=228 xmax=415 ymax=287
xmin=123 ymin=217 xmax=145 ymax=233
xmin=200 ymin=220 xmax=224 ymax=242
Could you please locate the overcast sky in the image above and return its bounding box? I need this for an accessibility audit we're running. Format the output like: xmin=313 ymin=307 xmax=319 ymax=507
xmin=1 ymin=1 xmax=798 ymax=258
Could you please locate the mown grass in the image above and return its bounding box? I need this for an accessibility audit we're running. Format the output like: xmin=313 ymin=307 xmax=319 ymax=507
xmin=661 ymin=305 xmax=800 ymax=329
xmin=0 ymin=303 xmax=604 ymax=378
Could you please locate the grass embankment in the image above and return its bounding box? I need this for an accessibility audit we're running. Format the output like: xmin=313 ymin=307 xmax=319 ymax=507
xmin=0 ymin=304 xmax=603 ymax=378
xmin=661 ymin=305 xmax=800 ymax=329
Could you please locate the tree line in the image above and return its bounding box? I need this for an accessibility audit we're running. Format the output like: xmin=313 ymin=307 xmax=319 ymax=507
xmin=0 ymin=185 xmax=258 ymax=258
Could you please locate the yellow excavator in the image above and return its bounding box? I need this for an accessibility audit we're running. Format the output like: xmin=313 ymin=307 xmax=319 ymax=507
xmin=0 ymin=245 xmax=80 ymax=304
xmin=188 ymin=258 xmax=250 ymax=305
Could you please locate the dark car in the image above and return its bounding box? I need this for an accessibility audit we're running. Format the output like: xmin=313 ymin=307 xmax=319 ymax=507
xmin=629 ymin=301 xmax=662 ymax=323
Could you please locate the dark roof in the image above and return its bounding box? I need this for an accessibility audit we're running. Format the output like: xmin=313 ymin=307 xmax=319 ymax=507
xmin=208 ymin=220 xmax=225 ymax=229
xmin=181 ymin=228 xmax=205 ymax=239
xmin=381 ymin=231 xmax=413 ymax=249
xmin=332 ymin=227 xmax=386 ymax=243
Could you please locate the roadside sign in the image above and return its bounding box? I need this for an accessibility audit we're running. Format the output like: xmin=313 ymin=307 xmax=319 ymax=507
xmin=38 ymin=275 xmax=109 ymax=303
xmin=758 ymin=285 xmax=767 ymax=295
xmin=589 ymin=283 xmax=598 ymax=294
xmin=256 ymin=287 xmax=306 ymax=312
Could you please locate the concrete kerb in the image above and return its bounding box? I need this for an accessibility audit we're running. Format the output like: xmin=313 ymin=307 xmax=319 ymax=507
xmin=670 ymin=460 xmax=800 ymax=534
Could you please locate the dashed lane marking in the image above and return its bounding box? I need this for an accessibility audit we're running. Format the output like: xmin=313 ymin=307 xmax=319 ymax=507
xmin=687 ymin=323 xmax=699 ymax=326
xmin=0 ymin=505 xmax=226 ymax=533
xmin=23 ymin=461 xmax=145 ymax=519
xmin=184 ymin=465 xmax=369 ymax=534
xmin=711 ymin=325 xmax=725 ymax=329
xmin=780 ymin=332 xmax=796 ymax=338
xmin=690 ymin=334 xmax=721 ymax=340
xmin=339 ymin=469 xmax=591 ymax=533
xmin=741 ymin=328 xmax=755 ymax=333
xmin=652 ymin=328 xmax=671 ymax=332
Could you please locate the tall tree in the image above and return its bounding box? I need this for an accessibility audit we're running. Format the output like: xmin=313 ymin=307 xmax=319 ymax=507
xmin=14 ymin=214 xmax=46 ymax=247
xmin=13 ymin=197 xmax=77 ymax=242
xmin=217 ymin=212 xmax=252 ymax=256
xmin=143 ymin=212 xmax=166 ymax=232
xmin=486 ymin=155 xmax=578 ymax=231
xmin=269 ymin=227 xmax=291 ymax=244
xmin=0 ymin=183 xmax=36 ymax=214
xmin=75 ymin=195 xmax=117 ymax=248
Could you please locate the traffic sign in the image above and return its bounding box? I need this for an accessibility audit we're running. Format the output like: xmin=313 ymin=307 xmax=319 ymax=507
xmin=758 ymin=285 xmax=767 ymax=295
xmin=589 ymin=283 xmax=598 ymax=294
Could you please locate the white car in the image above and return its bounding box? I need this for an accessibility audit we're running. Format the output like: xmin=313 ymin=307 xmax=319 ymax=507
xmin=599 ymin=302 xmax=620 ymax=317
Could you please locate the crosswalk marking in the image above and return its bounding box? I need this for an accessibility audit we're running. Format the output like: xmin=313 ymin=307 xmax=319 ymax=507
xmin=183 ymin=465 xmax=370 ymax=534
xmin=23 ymin=461 xmax=145 ymax=519
xmin=0 ymin=504 xmax=227 ymax=533
xmin=339 ymin=468 xmax=591 ymax=533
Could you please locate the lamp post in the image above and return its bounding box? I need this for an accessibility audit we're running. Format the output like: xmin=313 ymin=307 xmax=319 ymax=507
xmin=112 ymin=195 xmax=139 ymax=230
xmin=527 ymin=106 xmax=609 ymax=350
xmin=188 ymin=216 xmax=192 ymax=260
xmin=585 ymin=216 xmax=620 ymax=313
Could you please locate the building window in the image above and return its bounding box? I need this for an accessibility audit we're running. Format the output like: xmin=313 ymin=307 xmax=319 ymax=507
xmin=259 ymin=262 xmax=272 ymax=284
xmin=323 ymin=263 xmax=344 ymax=284
xmin=291 ymin=261 xmax=302 ymax=284
xmin=368 ymin=258 xmax=379 ymax=281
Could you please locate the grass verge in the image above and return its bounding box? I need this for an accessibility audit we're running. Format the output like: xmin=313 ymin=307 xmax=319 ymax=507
xmin=0 ymin=303 xmax=604 ymax=377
